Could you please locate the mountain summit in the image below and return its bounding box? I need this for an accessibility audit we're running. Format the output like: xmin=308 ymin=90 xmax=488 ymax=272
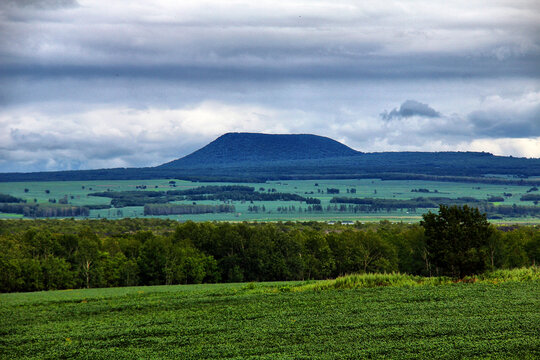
xmin=2 ymin=132 xmax=540 ymax=182
xmin=159 ymin=133 xmax=360 ymax=168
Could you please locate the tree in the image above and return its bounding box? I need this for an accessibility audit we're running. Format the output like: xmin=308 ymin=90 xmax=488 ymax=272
xmin=486 ymin=227 xmax=505 ymax=270
xmin=300 ymin=230 xmax=335 ymax=279
xmin=328 ymin=230 xmax=396 ymax=275
xmin=41 ymin=257 xmax=74 ymax=290
xmin=137 ymin=234 xmax=167 ymax=285
xmin=76 ymin=228 xmax=100 ymax=288
xmin=421 ymin=205 xmax=492 ymax=278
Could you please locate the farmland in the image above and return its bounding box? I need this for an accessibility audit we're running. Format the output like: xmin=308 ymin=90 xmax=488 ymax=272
xmin=1 ymin=271 xmax=538 ymax=359
xmin=0 ymin=178 xmax=539 ymax=223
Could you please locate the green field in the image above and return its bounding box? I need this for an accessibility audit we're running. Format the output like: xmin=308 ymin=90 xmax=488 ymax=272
xmin=1 ymin=274 xmax=538 ymax=359
xmin=0 ymin=178 xmax=539 ymax=222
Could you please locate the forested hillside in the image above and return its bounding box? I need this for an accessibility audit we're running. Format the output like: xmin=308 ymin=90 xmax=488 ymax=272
xmin=159 ymin=132 xmax=360 ymax=167
xmin=1 ymin=133 xmax=540 ymax=182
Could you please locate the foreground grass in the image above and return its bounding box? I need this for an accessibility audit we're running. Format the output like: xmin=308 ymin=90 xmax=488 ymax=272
xmin=284 ymin=266 xmax=540 ymax=292
xmin=1 ymin=270 xmax=539 ymax=359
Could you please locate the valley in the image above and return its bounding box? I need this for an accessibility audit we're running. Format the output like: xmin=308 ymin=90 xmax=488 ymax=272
xmin=1 ymin=178 xmax=539 ymax=223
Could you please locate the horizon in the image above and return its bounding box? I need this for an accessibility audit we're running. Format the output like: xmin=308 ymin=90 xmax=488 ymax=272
xmin=1 ymin=1 xmax=539 ymax=172
xmin=3 ymin=131 xmax=539 ymax=175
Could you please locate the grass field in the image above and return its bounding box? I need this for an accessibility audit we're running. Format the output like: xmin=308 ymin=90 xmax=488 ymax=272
xmin=1 ymin=272 xmax=539 ymax=359
xmin=0 ymin=178 xmax=539 ymax=223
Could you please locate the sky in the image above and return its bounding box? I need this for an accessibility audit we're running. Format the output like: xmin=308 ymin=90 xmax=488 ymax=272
xmin=1 ymin=0 xmax=539 ymax=172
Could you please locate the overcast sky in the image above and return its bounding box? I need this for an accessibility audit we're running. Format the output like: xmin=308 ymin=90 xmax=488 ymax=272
xmin=1 ymin=0 xmax=539 ymax=172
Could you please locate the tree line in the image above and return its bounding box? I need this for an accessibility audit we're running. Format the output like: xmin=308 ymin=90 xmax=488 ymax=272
xmin=0 ymin=209 xmax=538 ymax=293
xmin=0 ymin=194 xmax=25 ymax=203
xmin=144 ymin=204 xmax=235 ymax=215
xmin=0 ymin=203 xmax=90 ymax=218
xmin=89 ymin=186 xmax=320 ymax=207
xmin=330 ymin=197 xmax=540 ymax=217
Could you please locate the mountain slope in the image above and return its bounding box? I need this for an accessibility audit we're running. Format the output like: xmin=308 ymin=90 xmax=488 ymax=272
xmin=159 ymin=133 xmax=360 ymax=168
xmin=1 ymin=132 xmax=540 ymax=183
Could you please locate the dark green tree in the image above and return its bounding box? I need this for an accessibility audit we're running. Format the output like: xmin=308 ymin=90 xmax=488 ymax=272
xmin=137 ymin=234 xmax=167 ymax=285
xmin=421 ymin=205 xmax=492 ymax=277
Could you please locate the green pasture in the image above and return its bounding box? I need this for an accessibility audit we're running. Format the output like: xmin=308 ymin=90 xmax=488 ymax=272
xmin=0 ymin=178 xmax=538 ymax=222
xmin=1 ymin=274 xmax=538 ymax=359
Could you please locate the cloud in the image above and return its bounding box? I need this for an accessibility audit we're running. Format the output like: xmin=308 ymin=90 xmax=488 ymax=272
xmin=0 ymin=1 xmax=539 ymax=171
xmin=1 ymin=90 xmax=539 ymax=173
xmin=4 ymin=0 xmax=78 ymax=9
xmin=466 ymin=137 xmax=540 ymax=158
xmin=331 ymin=90 xmax=540 ymax=158
xmin=381 ymin=100 xmax=441 ymax=120
xmin=373 ymin=91 xmax=540 ymax=145
xmin=468 ymin=92 xmax=540 ymax=137
xmin=0 ymin=102 xmax=311 ymax=172
xmin=1 ymin=0 xmax=539 ymax=80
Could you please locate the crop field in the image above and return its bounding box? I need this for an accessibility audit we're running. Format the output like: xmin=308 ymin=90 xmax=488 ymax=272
xmin=1 ymin=274 xmax=538 ymax=359
xmin=0 ymin=178 xmax=539 ymax=222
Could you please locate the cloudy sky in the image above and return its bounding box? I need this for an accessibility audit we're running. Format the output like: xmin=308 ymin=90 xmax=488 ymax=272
xmin=1 ymin=0 xmax=539 ymax=172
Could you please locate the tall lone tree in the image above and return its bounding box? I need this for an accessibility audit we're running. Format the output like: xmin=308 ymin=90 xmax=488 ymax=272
xmin=421 ymin=205 xmax=492 ymax=278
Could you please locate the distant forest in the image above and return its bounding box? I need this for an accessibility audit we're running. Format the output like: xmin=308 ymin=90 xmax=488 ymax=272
xmin=1 ymin=153 xmax=540 ymax=184
xmin=88 ymin=185 xmax=320 ymax=207
xmin=2 ymin=183 xmax=540 ymax=219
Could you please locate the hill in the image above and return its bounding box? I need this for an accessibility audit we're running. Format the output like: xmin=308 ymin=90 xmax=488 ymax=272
xmin=158 ymin=132 xmax=360 ymax=168
xmin=0 ymin=132 xmax=539 ymax=183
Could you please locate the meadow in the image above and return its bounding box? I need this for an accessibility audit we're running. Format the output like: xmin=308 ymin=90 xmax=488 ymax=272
xmin=1 ymin=270 xmax=538 ymax=359
xmin=0 ymin=178 xmax=538 ymax=223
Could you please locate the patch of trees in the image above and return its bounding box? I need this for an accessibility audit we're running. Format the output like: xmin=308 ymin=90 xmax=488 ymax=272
xmin=144 ymin=204 xmax=235 ymax=215
xmin=0 ymin=203 xmax=89 ymax=217
xmin=487 ymin=196 xmax=504 ymax=202
xmin=411 ymin=188 xmax=439 ymax=193
xmin=422 ymin=205 xmax=492 ymax=277
xmin=89 ymin=186 xmax=316 ymax=208
xmin=89 ymin=190 xmax=169 ymax=207
xmin=477 ymin=204 xmax=540 ymax=217
xmin=520 ymin=194 xmax=540 ymax=202
xmin=247 ymin=205 xmax=266 ymax=213
xmin=85 ymin=204 xmax=112 ymax=210
xmin=183 ymin=192 xmax=308 ymax=202
xmin=327 ymin=188 xmax=340 ymax=194
xmin=330 ymin=196 xmax=481 ymax=210
xmin=167 ymin=185 xmax=306 ymax=202
xmin=0 ymin=217 xmax=540 ymax=292
xmin=0 ymin=215 xmax=538 ymax=292
xmin=167 ymin=185 xmax=255 ymax=195
xmin=329 ymin=197 xmax=540 ymax=217
xmin=0 ymin=194 xmax=25 ymax=203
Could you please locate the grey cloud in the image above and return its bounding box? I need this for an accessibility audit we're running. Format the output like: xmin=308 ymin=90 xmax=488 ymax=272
xmin=4 ymin=0 xmax=78 ymax=9
xmin=374 ymin=94 xmax=540 ymax=147
xmin=3 ymin=53 xmax=540 ymax=89
xmin=5 ymin=129 xmax=136 ymax=160
xmin=1 ymin=1 xmax=540 ymax=171
xmin=468 ymin=105 xmax=540 ymax=138
xmin=381 ymin=100 xmax=441 ymax=120
xmin=1 ymin=1 xmax=539 ymax=81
